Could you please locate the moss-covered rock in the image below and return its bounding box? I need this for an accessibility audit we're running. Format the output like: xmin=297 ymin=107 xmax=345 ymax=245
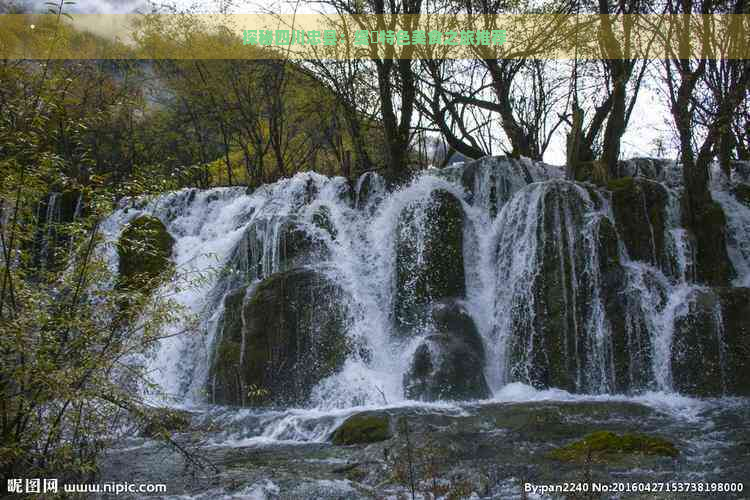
xmin=690 ymin=201 xmax=735 ymax=286
xmin=141 ymin=408 xmax=191 ymax=438
xmin=404 ymin=300 xmax=490 ymax=401
xmin=209 ymin=268 xmax=351 ymax=406
xmin=312 ymin=206 xmax=338 ymax=240
xmin=607 ymin=177 xmax=668 ymax=270
xmin=507 ymin=182 xmax=613 ymax=393
xmin=672 ymin=289 xmax=725 ymax=396
xmin=574 ymin=160 xmax=608 ymax=185
xmin=355 ymin=171 xmax=386 ymax=211
xmin=395 ymin=189 xmax=465 ymax=332
xmin=715 ymin=287 xmax=750 ymax=395
xmin=596 ymin=216 xmax=655 ymax=394
xmin=224 ymin=216 xmax=328 ymax=284
xmin=331 ymin=413 xmax=391 ymax=445
xmin=672 ymin=287 xmax=750 ymax=396
xmin=117 ymin=215 xmax=174 ymax=291
xmin=547 ymin=431 xmax=678 ymax=463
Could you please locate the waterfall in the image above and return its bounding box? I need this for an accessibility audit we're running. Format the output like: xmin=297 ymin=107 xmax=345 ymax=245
xmin=99 ymin=157 xmax=750 ymax=408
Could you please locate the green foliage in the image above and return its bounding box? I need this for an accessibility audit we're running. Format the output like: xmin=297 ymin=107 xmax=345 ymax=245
xmin=141 ymin=408 xmax=192 ymax=438
xmin=0 ymin=28 xmax=196 ymax=483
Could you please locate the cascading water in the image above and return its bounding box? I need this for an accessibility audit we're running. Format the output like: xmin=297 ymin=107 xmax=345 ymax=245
xmin=99 ymin=157 xmax=750 ymax=416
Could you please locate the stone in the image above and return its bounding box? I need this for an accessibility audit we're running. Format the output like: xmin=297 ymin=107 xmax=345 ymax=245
xmin=404 ymin=300 xmax=490 ymax=401
xmin=691 ymin=201 xmax=735 ymax=286
xmin=607 ymin=177 xmax=668 ymax=270
xmin=671 ymin=287 xmax=750 ymax=396
xmin=547 ymin=431 xmax=678 ymax=463
xmin=395 ymin=189 xmax=465 ymax=332
xmin=117 ymin=215 xmax=174 ymax=291
xmin=224 ymin=216 xmax=328 ymax=283
xmin=506 ymin=182 xmax=602 ymax=392
xmin=672 ymin=289 xmax=725 ymax=396
xmin=209 ymin=268 xmax=351 ymax=406
xmin=715 ymin=287 xmax=750 ymax=395
xmin=331 ymin=413 xmax=391 ymax=445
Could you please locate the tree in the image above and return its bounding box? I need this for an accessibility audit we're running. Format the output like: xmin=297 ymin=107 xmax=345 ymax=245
xmin=661 ymin=0 xmax=749 ymax=283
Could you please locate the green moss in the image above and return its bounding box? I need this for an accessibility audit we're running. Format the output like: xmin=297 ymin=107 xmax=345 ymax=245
xmin=117 ymin=215 xmax=174 ymax=291
xmin=547 ymin=431 xmax=678 ymax=463
xmin=331 ymin=414 xmax=391 ymax=445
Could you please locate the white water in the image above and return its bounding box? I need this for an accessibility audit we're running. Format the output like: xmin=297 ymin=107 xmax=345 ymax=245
xmin=99 ymin=157 xmax=750 ymax=432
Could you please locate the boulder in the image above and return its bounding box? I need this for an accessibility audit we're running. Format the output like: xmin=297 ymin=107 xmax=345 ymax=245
xmin=690 ymin=201 xmax=735 ymax=286
xmin=506 ymin=182 xmax=611 ymax=393
xmin=354 ymin=171 xmax=386 ymax=212
xmin=597 ymin=217 xmax=655 ymax=394
xmin=717 ymin=287 xmax=750 ymax=395
xmin=209 ymin=268 xmax=351 ymax=406
xmin=672 ymin=289 xmax=725 ymax=396
xmin=607 ymin=177 xmax=668 ymax=271
xmin=117 ymin=215 xmax=174 ymax=291
xmin=395 ymin=189 xmax=465 ymax=332
xmin=331 ymin=413 xmax=391 ymax=445
xmin=672 ymin=287 xmax=750 ymax=396
xmin=312 ymin=206 xmax=338 ymax=240
xmin=404 ymin=300 xmax=490 ymax=401
xmin=224 ymin=216 xmax=328 ymax=283
xmin=617 ymin=157 xmax=679 ymax=185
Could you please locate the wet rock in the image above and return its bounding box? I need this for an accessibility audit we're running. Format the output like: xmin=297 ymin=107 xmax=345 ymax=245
xmin=618 ymin=157 xmax=679 ymax=185
xmin=547 ymin=431 xmax=678 ymax=463
xmin=597 ymin=217 xmax=655 ymax=394
xmin=224 ymin=216 xmax=328 ymax=284
xmin=607 ymin=177 xmax=668 ymax=270
xmin=354 ymin=171 xmax=386 ymax=211
xmin=672 ymin=289 xmax=725 ymax=396
xmin=395 ymin=189 xmax=465 ymax=332
xmin=312 ymin=206 xmax=338 ymax=240
xmin=331 ymin=413 xmax=391 ymax=445
xmin=574 ymin=159 xmax=608 ymax=185
xmin=117 ymin=215 xmax=174 ymax=291
xmin=732 ymin=160 xmax=750 ymax=183
xmin=672 ymin=287 xmax=750 ymax=396
xmin=210 ymin=268 xmax=352 ymax=406
xmin=404 ymin=300 xmax=490 ymax=401
xmin=506 ymin=182 xmax=612 ymax=393
xmin=691 ymin=201 xmax=735 ymax=286
xmin=714 ymin=288 xmax=750 ymax=395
